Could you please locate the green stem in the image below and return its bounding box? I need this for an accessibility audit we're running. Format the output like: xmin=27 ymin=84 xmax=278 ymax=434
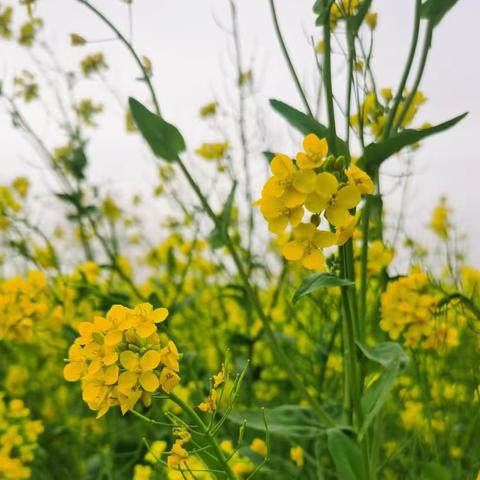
xmin=359 ymin=196 xmax=371 ymax=341
xmin=268 ymin=0 xmax=313 ymax=117
xmin=322 ymin=6 xmax=338 ymax=154
xmin=382 ymin=0 xmax=422 ymax=139
xmin=77 ymin=0 xmax=161 ymax=116
xmin=169 ymin=393 xmax=237 ymax=480
xmin=339 ymin=245 xmax=370 ymax=478
xmin=392 ymin=21 xmax=433 ymax=132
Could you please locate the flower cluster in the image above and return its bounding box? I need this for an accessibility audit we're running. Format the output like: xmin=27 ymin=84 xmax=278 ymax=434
xmin=63 ymin=303 xmax=181 ymax=418
xmin=0 ymin=271 xmax=49 ymax=342
xmin=195 ymin=142 xmax=229 ymax=160
xmin=198 ymin=364 xmax=225 ymax=413
xmin=0 ymin=394 xmax=44 ymax=480
xmin=380 ymin=270 xmax=458 ymax=349
xmin=351 ymin=89 xmax=427 ymax=139
xmin=255 ymin=134 xmax=373 ymax=270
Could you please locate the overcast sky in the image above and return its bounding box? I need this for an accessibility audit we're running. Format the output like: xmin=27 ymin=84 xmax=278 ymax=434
xmin=1 ymin=0 xmax=479 ymax=268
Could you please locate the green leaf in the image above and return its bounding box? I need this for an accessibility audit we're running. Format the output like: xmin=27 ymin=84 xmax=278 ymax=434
xmin=327 ymin=429 xmax=365 ymax=480
xmin=421 ymin=0 xmax=460 ymax=28
xmin=293 ymin=272 xmax=354 ymax=304
xmin=313 ymin=0 xmax=330 ymax=25
xmin=418 ymin=461 xmax=452 ymax=480
xmin=208 ymin=182 xmax=237 ymax=249
xmin=351 ymin=0 xmax=373 ymax=33
xmin=359 ymin=359 xmax=400 ymax=439
xmin=358 ymin=112 xmax=467 ymax=172
xmin=128 ymin=97 xmax=185 ymax=162
xmin=357 ymin=342 xmax=409 ymax=438
xmin=356 ymin=342 xmax=409 ymax=369
xmin=262 ymin=150 xmax=275 ymax=163
xmin=228 ymin=405 xmax=323 ymax=438
xmin=270 ymin=99 xmax=347 ymax=154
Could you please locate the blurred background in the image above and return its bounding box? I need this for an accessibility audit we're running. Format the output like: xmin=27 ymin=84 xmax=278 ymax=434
xmin=1 ymin=0 xmax=479 ymax=267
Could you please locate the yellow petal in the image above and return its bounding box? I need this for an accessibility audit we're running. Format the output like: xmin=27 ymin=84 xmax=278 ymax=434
xmin=262 ymin=176 xmax=284 ymax=197
xmin=118 ymin=371 xmax=138 ymax=390
xmin=316 ymin=172 xmax=338 ymax=197
xmin=313 ymin=230 xmax=337 ymax=248
xmin=305 ymin=193 xmax=327 ymax=213
xmin=120 ymin=350 xmax=139 ymax=371
xmin=336 ymin=185 xmax=361 ymax=209
xmin=152 ymin=307 xmax=169 ymax=323
xmin=268 ymin=216 xmax=288 ymax=234
xmin=284 ymin=188 xmax=306 ymax=208
xmin=139 ymin=372 xmax=160 ymax=392
xmin=271 ymin=154 xmax=294 ymax=178
xmin=326 ymin=206 xmax=350 ymax=227
xmin=295 ymin=152 xmax=310 ymax=169
xmin=259 ymin=196 xmax=283 ymax=218
xmin=140 ymin=350 xmax=161 ymax=371
xmin=293 ymin=222 xmax=316 ymax=241
xmin=63 ymin=362 xmax=83 ymax=382
xmin=292 ymin=169 xmax=317 ymax=193
xmin=304 ymin=133 xmax=328 ymax=156
xmin=103 ymin=351 xmax=119 ymax=366
xmin=104 ymin=330 xmax=123 ymax=346
xmin=136 ymin=322 xmax=156 ymax=338
xmin=303 ymin=250 xmax=325 ymax=271
xmin=104 ymin=365 xmax=119 ymax=385
xmin=289 ymin=206 xmax=304 ymax=227
xmin=282 ymin=241 xmax=305 ymax=261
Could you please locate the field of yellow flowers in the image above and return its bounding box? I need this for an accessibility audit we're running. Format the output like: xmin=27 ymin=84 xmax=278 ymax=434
xmin=1 ymin=1 xmax=479 ymax=479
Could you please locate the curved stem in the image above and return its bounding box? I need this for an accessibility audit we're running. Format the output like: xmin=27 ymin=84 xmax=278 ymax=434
xmin=268 ymin=0 xmax=313 ymax=117
xmin=77 ymin=0 xmax=161 ymax=116
xmin=392 ymin=21 xmax=433 ymax=132
xmin=382 ymin=0 xmax=422 ymax=139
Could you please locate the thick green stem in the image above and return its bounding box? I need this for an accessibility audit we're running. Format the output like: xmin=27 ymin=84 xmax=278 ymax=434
xmin=268 ymin=0 xmax=313 ymax=117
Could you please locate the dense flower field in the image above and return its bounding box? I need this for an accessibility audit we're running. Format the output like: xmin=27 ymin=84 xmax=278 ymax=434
xmin=1 ymin=1 xmax=478 ymax=479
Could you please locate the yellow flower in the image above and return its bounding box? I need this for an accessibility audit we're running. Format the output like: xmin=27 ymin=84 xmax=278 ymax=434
xmin=345 ymin=165 xmax=375 ymax=195
xmin=365 ymin=12 xmax=378 ymax=30
xmin=200 ymin=101 xmax=218 ymax=118
xmin=250 ymin=438 xmax=267 ymax=457
xmin=282 ymin=222 xmax=336 ymax=271
xmin=254 ymin=195 xmax=303 ymax=234
xmin=290 ymin=446 xmax=304 ymax=468
xmin=296 ymin=134 xmax=328 ymax=169
xmin=263 ymin=154 xmax=317 ymax=207
xmin=70 ymin=33 xmax=86 ymax=45
xmin=133 ymin=464 xmax=152 ymax=480
xmin=144 ymin=440 xmax=167 ymax=464
xmin=118 ymin=350 xmax=162 ymax=393
xmin=306 ymin=172 xmax=361 ymax=226
xmin=195 ymin=142 xmax=229 ymax=160
xmin=198 ymin=389 xmax=218 ymax=413
xmin=63 ymin=302 xmax=180 ymax=417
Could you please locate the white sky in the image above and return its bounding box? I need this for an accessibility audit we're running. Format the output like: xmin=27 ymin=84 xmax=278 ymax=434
xmin=1 ymin=0 xmax=479 ymax=268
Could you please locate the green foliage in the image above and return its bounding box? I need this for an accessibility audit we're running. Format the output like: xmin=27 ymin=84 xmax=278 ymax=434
xmin=229 ymin=405 xmax=323 ymax=438
xmin=292 ymin=272 xmax=354 ymax=304
xmin=358 ymin=112 xmax=468 ymax=172
xmin=421 ymin=0 xmax=460 ymax=27
xmin=128 ymin=97 xmax=185 ymax=162
xmin=269 ymin=99 xmax=347 ymax=154
xmin=327 ymin=429 xmax=365 ymax=480
xmin=208 ymin=182 xmax=237 ymax=249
